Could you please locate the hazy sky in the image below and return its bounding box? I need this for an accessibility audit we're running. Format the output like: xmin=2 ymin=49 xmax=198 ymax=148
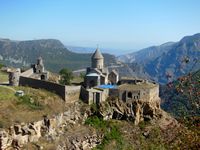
xmin=0 ymin=0 xmax=200 ymax=51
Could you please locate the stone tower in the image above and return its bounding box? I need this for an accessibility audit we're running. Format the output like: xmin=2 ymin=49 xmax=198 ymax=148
xmin=36 ymin=57 xmax=44 ymax=73
xmin=91 ymin=48 xmax=104 ymax=70
xmin=9 ymin=68 xmax=21 ymax=86
xmin=37 ymin=56 xmax=43 ymax=66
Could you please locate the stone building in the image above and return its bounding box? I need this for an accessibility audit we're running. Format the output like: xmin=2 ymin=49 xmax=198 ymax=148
xmin=108 ymin=70 xmax=119 ymax=84
xmin=81 ymin=48 xmax=119 ymax=104
xmin=31 ymin=57 xmax=49 ymax=80
xmin=118 ymin=79 xmax=159 ymax=103
xmin=33 ymin=57 xmax=44 ymax=73
xmin=91 ymin=48 xmax=104 ymax=70
xmin=9 ymin=57 xmax=49 ymax=86
xmin=84 ymin=48 xmax=118 ymax=88
xmin=80 ymin=49 xmax=159 ymax=105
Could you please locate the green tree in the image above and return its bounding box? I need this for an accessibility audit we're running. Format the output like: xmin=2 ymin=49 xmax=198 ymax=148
xmin=59 ymin=68 xmax=74 ymax=85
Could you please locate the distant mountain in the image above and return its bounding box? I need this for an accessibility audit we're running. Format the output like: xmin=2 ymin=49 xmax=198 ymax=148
xmin=65 ymin=45 xmax=124 ymax=56
xmin=118 ymin=42 xmax=175 ymax=64
xmin=118 ymin=33 xmax=200 ymax=84
xmin=0 ymin=39 xmax=116 ymax=72
xmin=65 ymin=46 xmax=95 ymax=53
xmin=145 ymin=33 xmax=200 ymax=83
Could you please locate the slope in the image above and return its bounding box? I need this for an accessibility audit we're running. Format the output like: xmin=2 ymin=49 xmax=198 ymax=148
xmin=160 ymin=69 xmax=200 ymax=117
xmin=145 ymin=33 xmax=200 ymax=83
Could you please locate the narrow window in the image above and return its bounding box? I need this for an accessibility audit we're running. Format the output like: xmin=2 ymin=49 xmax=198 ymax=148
xmin=128 ymin=92 xmax=132 ymax=98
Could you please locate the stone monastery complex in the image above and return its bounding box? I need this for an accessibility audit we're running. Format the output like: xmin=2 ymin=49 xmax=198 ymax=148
xmin=81 ymin=48 xmax=160 ymax=105
xmin=7 ymin=48 xmax=160 ymax=106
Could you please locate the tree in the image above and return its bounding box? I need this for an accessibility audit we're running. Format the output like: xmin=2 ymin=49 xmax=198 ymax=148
xmin=59 ymin=68 xmax=74 ymax=85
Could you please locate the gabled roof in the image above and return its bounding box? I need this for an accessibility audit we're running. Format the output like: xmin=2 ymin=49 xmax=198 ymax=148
xmin=92 ymin=48 xmax=103 ymax=59
xmin=110 ymin=70 xmax=118 ymax=75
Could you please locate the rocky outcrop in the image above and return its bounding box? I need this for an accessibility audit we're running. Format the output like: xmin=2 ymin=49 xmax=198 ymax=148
xmin=56 ymin=131 xmax=103 ymax=150
xmin=0 ymin=102 xmax=93 ymax=150
xmin=98 ymin=98 xmax=161 ymax=125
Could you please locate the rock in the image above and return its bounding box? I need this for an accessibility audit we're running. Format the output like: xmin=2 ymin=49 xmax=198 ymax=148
xmin=142 ymin=130 xmax=150 ymax=138
xmin=0 ymin=102 xmax=90 ymax=149
xmin=99 ymin=98 xmax=161 ymax=125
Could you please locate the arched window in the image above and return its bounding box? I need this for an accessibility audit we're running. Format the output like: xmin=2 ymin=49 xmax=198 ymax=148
xmin=41 ymin=75 xmax=45 ymax=80
xmin=128 ymin=92 xmax=132 ymax=98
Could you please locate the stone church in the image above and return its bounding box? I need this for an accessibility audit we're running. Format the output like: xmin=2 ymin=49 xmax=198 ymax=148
xmin=84 ymin=48 xmax=119 ymax=88
xmin=80 ymin=48 xmax=160 ymax=106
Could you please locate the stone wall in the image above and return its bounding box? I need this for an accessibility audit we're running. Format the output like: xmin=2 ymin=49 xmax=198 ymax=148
xmin=118 ymin=84 xmax=159 ymax=103
xmin=19 ymin=76 xmax=66 ymax=101
xmin=149 ymin=86 xmax=159 ymax=101
xmin=109 ymin=89 xmax=119 ymax=97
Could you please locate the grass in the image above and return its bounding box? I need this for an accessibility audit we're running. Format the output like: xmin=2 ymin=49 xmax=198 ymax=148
xmin=0 ymin=70 xmax=8 ymax=83
xmin=0 ymin=86 xmax=67 ymax=128
xmin=0 ymin=86 xmax=16 ymax=100
xmin=85 ymin=116 xmax=125 ymax=150
xmin=16 ymin=95 xmax=44 ymax=110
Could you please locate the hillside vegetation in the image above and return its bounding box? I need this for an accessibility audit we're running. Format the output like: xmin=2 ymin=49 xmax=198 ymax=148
xmin=0 ymin=86 xmax=66 ymax=128
xmin=0 ymin=70 xmax=8 ymax=83
xmin=160 ymin=69 xmax=200 ymax=117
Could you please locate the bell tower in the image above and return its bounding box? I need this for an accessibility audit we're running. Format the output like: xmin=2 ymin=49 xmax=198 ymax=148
xmin=91 ymin=48 xmax=104 ymax=70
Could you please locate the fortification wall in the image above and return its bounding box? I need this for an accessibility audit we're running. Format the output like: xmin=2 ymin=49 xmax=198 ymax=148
xmin=20 ymin=68 xmax=34 ymax=77
xmin=19 ymin=76 xmax=66 ymax=101
xmin=101 ymin=88 xmax=109 ymax=102
xmin=149 ymin=86 xmax=159 ymax=101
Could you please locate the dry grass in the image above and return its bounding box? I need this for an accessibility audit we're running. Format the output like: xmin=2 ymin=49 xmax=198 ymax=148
xmin=0 ymin=86 xmax=69 ymax=128
xmin=0 ymin=70 xmax=8 ymax=83
xmin=71 ymin=76 xmax=84 ymax=85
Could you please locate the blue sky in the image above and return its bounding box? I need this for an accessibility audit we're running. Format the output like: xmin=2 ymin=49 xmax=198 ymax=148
xmin=0 ymin=0 xmax=200 ymax=51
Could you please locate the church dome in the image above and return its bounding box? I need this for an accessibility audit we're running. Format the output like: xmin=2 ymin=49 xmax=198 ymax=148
xmin=92 ymin=48 xmax=103 ymax=59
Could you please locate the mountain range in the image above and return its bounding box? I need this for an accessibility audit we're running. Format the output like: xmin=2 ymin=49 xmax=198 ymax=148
xmin=0 ymin=33 xmax=199 ymax=83
xmin=118 ymin=33 xmax=200 ymax=83
xmin=0 ymin=39 xmax=116 ymax=72
xmin=118 ymin=42 xmax=175 ymax=64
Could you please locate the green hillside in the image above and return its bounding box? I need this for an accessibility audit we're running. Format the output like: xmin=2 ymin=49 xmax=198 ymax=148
xmin=0 ymin=39 xmax=116 ymax=72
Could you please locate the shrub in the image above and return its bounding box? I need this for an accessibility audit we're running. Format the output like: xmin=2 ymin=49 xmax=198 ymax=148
xmin=59 ymin=68 xmax=74 ymax=85
xmin=85 ymin=116 xmax=124 ymax=150
xmin=17 ymin=95 xmax=43 ymax=110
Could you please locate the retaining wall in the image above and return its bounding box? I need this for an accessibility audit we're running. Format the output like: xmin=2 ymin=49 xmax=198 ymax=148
xmin=19 ymin=76 xmax=66 ymax=100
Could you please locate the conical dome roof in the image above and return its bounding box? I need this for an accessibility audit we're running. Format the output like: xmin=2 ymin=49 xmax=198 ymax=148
xmin=92 ymin=48 xmax=103 ymax=59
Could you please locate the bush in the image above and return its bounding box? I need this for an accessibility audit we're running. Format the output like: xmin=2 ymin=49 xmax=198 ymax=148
xmin=59 ymin=68 xmax=74 ymax=85
xmin=85 ymin=116 xmax=124 ymax=150
xmin=17 ymin=95 xmax=43 ymax=110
